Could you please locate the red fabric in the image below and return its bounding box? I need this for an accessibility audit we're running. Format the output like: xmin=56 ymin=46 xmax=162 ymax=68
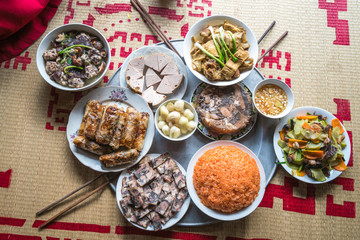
xmin=0 ymin=0 xmax=62 ymax=62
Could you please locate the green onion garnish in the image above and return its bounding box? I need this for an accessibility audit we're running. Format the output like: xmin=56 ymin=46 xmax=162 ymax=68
xmin=227 ymin=30 xmax=237 ymax=53
xmin=220 ymin=27 xmax=238 ymax=62
xmin=194 ymin=42 xmax=225 ymax=67
xmin=209 ymin=26 xmax=224 ymax=62
xmin=58 ymin=44 xmax=91 ymax=55
xmin=64 ymin=65 xmax=83 ymax=74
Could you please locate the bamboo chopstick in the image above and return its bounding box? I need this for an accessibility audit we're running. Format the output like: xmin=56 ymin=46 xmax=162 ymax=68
xmin=258 ymin=21 xmax=276 ymax=44
xmin=36 ymin=173 xmax=106 ymax=217
xmin=38 ymin=177 xmax=111 ymax=230
xmin=257 ymin=31 xmax=288 ymax=64
xmin=130 ymin=0 xmax=181 ymax=58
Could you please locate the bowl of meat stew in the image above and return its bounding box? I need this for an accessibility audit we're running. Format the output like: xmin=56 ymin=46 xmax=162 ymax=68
xmin=36 ymin=23 xmax=110 ymax=91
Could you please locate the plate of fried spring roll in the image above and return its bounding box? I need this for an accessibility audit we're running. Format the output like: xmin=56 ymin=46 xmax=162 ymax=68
xmin=67 ymin=86 xmax=155 ymax=172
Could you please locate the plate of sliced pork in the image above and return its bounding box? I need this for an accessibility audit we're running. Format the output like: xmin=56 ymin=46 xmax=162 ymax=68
xmin=119 ymin=46 xmax=188 ymax=109
xmin=67 ymin=86 xmax=155 ymax=172
xmin=116 ymin=153 xmax=190 ymax=231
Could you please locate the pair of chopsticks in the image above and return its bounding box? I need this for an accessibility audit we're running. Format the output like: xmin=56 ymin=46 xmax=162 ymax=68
xmin=130 ymin=0 xmax=181 ymax=58
xmin=257 ymin=21 xmax=288 ymax=63
xmin=36 ymin=173 xmax=112 ymax=230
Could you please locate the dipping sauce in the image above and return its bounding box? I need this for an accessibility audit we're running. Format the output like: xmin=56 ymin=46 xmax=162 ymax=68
xmin=193 ymin=146 xmax=260 ymax=213
xmin=254 ymin=84 xmax=288 ymax=116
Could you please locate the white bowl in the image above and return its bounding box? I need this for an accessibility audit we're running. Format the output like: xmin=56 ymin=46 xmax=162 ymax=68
xmin=273 ymin=106 xmax=351 ymax=184
xmin=252 ymin=78 xmax=294 ymax=119
xmin=186 ymin=141 xmax=266 ymax=221
xmin=183 ymin=15 xmax=258 ymax=86
xmin=36 ymin=23 xmax=111 ymax=91
xmin=155 ymin=99 xmax=198 ymax=141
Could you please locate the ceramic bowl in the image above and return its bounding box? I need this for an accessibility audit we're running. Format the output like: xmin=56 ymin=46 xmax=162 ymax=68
xmin=252 ymin=78 xmax=294 ymax=119
xmin=183 ymin=15 xmax=258 ymax=86
xmin=36 ymin=23 xmax=110 ymax=91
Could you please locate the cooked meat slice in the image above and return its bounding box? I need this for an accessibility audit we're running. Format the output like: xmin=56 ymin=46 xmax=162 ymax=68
xmin=151 ymin=152 xmax=171 ymax=168
xmin=95 ymin=104 xmax=121 ymax=145
xmin=149 ymin=179 xmax=163 ymax=195
xmin=156 ymin=74 xmax=183 ymax=94
xmin=134 ymin=207 xmax=151 ymax=219
xmin=137 ymin=155 xmax=152 ymax=166
xmin=162 ymin=182 xmax=173 ymax=194
xmin=119 ymin=107 xmax=140 ymax=149
xmin=132 ymin=194 xmax=145 ymax=209
xmin=99 ymin=149 xmax=139 ymax=167
xmin=120 ymin=199 xmax=135 ymax=218
xmin=129 ymin=57 xmax=145 ymax=73
xmin=148 ymin=211 xmax=162 ymax=231
xmin=171 ymin=188 xmax=188 ymax=213
xmin=45 ymin=61 xmax=60 ymax=75
xmin=73 ymin=136 xmax=113 ymax=155
xmin=160 ymin=61 xmax=179 ymax=75
xmin=109 ymin=108 xmax=127 ymax=150
xmin=156 ymin=162 xmax=166 ymax=175
xmin=159 ymin=190 xmax=166 ymax=199
xmin=134 ymin=162 xmax=150 ymax=178
xmin=157 ymin=53 xmax=172 ymax=71
xmin=141 ymin=86 xmax=166 ymax=107
xmin=136 ymin=217 xmax=151 ymax=228
xmin=145 ymin=68 xmax=162 ymax=87
xmin=127 ymin=179 xmax=141 ymax=193
xmin=172 ymin=167 xmax=186 ymax=189
xmin=133 ymin=112 xmax=149 ymax=151
xmin=84 ymin=102 xmax=104 ymax=140
xmin=155 ymin=194 xmax=174 ymax=216
xmin=126 ymin=65 xmax=144 ymax=93
xmin=90 ymin=52 xmax=102 ymax=66
xmin=169 ymin=181 xmax=179 ymax=197
xmin=135 ymin=163 xmax=157 ymax=187
xmin=43 ymin=48 xmax=58 ymax=61
xmin=145 ymin=54 xmax=159 ymax=71
xmin=68 ymin=77 xmax=84 ymax=88
xmin=78 ymin=100 xmax=99 ymax=136
xmin=145 ymin=191 xmax=160 ymax=205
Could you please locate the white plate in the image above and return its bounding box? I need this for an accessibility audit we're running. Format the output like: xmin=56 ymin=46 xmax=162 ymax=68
xmin=119 ymin=46 xmax=188 ymax=110
xmin=186 ymin=141 xmax=266 ymax=221
xmin=67 ymin=86 xmax=155 ymax=172
xmin=116 ymin=153 xmax=190 ymax=231
xmin=273 ymin=106 xmax=351 ymax=184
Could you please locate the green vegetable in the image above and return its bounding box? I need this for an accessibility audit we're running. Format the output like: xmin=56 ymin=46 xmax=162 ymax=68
xmin=310 ymin=169 xmax=326 ymax=182
xmin=276 ymin=161 xmax=286 ymax=165
xmin=298 ymin=164 xmax=303 ymax=172
xmin=216 ymin=35 xmax=228 ymax=62
xmin=67 ymin=59 xmax=72 ymax=65
xmin=278 ymin=139 xmax=287 ymax=148
xmin=340 ymin=140 xmax=347 ymax=149
xmin=194 ymin=42 xmax=225 ymax=67
xmin=208 ymin=26 xmax=224 ymax=62
xmin=64 ymin=65 xmax=83 ymax=74
xmin=220 ymin=27 xmax=238 ymax=62
xmin=294 ymin=119 xmax=305 ymax=135
xmin=306 ymin=142 xmax=324 ymax=150
xmin=286 ymin=130 xmax=296 ymax=139
xmin=226 ymin=30 xmax=237 ymax=53
xmin=58 ymin=44 xmax=92 ymax=55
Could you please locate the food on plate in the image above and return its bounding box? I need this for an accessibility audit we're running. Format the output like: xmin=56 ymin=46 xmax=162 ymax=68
xmin=195 ymin=84 xmax=253 ymax=135
xmin=193 ymin=146 xmax=260 ymax=213
xmin=190 ymin=21 xmax=253 ymax=81
xmin=73 ymin=99 xmax=149 ymax=167
xmin=100 ymin=149 xmax=139 ymax=167
xmin=141 ymin=86 xmax=167 ymax=108
xmin=277 ymin=113 xmax=348 ymax=182
xmin=254 ymin=84 xmax=288 ymax=116
xmin=125 ymin=53 xmax=183 ymax=107
xmin=119 ymin=153 xmax=188 ymax=231
xmin=42 ymin=31 xmax=107 ymax=88
xmin=157 ymin=100 xmax=196 ymax=139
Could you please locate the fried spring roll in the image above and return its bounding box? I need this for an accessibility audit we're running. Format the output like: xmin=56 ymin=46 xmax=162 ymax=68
xmin=119 ymin=107 xmax=140 ymax=149
xmin=84 ymin=102 xmax=104 ymax=140
xmin=73 ymin=136 xmax=113 ymax=155
xmin=95 ymin=103 xmax=121 ymax=145
xmin=99 ymin=149 xmax=139 ymax=167
xmin=133 ymin=112 xmax=149 ymax=151
xmin=78 ymin=100 xmax=100 ymax=136
xmin=109 ymin=108 xmax=127 ymax=150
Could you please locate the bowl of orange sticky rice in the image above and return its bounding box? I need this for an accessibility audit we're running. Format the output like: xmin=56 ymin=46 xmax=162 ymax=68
xmin=186 ymin=140 xmax=266 ymax=220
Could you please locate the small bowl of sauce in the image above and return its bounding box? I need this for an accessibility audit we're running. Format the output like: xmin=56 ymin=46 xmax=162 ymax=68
xmin=252 ymin=79 xmax=294 ymax=119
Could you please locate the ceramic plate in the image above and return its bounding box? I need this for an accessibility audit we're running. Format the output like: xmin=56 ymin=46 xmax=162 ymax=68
xmin=186 ymin=141 xmax=266 ymax=221
xmin=273 ymin=106 xmax=351 ymax=184
xmin=67 ymin=86 xmax=155 ymax=172
xmin=190 ymin=82 xmax=258 ymax=140
xmin=116 ymin=153 xmax=190 ymax=230
xmin=119 ymin=46 xmax=188 ymax=110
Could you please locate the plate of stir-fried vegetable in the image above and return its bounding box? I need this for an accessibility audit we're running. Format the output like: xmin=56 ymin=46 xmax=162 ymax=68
xmin=273 ymin=106 xmax=350 ymax=183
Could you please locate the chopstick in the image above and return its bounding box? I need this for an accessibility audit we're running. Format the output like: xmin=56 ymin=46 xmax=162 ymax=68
xmin=258 ymin=21 xmax=276 ymax=44
xmin=257 ymin=31 xmax=288 ymax=64
xmin=36 ymin=173 xmax=106 ymax=217
xmin=130 ymin=0 xmax=181 ymax=58
xmin=38 ymin=177 xmax=112 ymax=230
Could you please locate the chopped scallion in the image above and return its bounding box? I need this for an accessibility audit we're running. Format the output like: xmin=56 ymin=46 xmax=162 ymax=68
xmin=64 ymin=65 xmax=83 ymax=74
xmin=194 ymin=42 xmax=225 ymax=67
xmin=58 ymin=44 xmax=92 ymax=55
xmin=209 ymin=26 xmax=224 ymax=62
xmin=220 ymin=27 xmax=238 ymax=62
xmin=226 ymin=30 xmax=237 ymax=53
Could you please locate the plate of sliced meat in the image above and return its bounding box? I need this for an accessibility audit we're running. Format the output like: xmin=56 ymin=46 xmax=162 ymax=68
xmin=67 ymin=86 xmax=155 ymax=172
xmin=116 ymin=153 xmax=190 ymax=231
xmin=191 ymin=82 xmax=258 ymax=140
xmin=119 ymin=46 xmax=188 ymax=109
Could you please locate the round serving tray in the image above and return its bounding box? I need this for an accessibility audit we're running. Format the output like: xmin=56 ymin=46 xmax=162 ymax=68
xmin=106 ymin=39 xmax=278 ymax=226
